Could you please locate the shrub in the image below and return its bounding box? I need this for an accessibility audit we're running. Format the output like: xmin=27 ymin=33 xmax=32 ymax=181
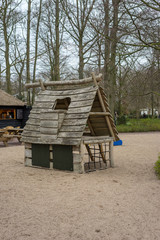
xmin=117 ymin=115 xmax=127 ymax=125
xmin=154 ymin=156 xmax=160 ymax=179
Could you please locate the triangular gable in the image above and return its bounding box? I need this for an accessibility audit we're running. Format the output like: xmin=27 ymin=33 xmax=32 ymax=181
xmin=87 ymin=87 xmax=119 ymax=141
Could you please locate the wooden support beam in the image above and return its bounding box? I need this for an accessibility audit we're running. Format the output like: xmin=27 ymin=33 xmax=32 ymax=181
xmin=25 ymin=74 xmax=103 ymax=89
xmin=83 ymin=137 xmax=113 ymax=145
xmin=39 ymin=79 xmax=45 ymax=91
xmin=85 ymin=144 xmax=95 ymax=161
xmin=87 ymin=119 xmax=95 ymax=135
xmin=89 ymin=112 xmax=111 ymax=116
xmin=98 ymin=144 xmax=106 ymax=163
xmin=109 ymin=141 xmax=114 ymax=167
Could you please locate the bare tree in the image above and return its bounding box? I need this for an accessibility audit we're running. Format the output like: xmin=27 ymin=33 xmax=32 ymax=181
xmin=61 ymin=0 xmax=97 ymax=79
xmin=32 ymin=0 xmax=43 ymax=104
xmin=0 ymin=0 xmax=22 ymax=94
xmin=26 ymin=0 xmax=31 ymax=105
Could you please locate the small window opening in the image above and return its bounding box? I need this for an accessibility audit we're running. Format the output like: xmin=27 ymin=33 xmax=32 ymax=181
xmin=0 ymin=109 xmax=16 ymax=120
xmin=53 ymin=97 xmax=71 ymax=110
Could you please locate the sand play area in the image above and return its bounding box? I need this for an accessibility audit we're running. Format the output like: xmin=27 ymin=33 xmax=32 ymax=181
xmin=0 ymin=132 xmax=160 ymax=240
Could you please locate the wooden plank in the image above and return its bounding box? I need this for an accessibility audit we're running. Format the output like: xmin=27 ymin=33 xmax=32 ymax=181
xmin=35 ymin=92 xmax=96 ymax=103
xmin=59 ymin=125 xmax=85 ymax=132
xmin=89 ymin=116 xmax=106 ymax=121
xmin=69 ymin=99 xmax=94 ymax=108
xmin=87 ymin=119 xmax=95 ymax=135
xmin=29 ymin=113 xmax=40 ymax=119
xmin=83 ymin=139 xmax=112 ymax=145
xmin=22 ymin=131 xmax=41 ymax=138
xmin=93 ymin=129 xmax=110 ymax=136
xmin=3 ymin=134 xmax=21 ymax=138
xmin=91 ymin=102 xmax=102 ymax=108
xmin=85 ymin=144 xmax=95 ymax=161
xmin=51 ymin=83 xmax=92 ymax=91
xmin=83 ymin=136 xmax=113 ymax=144
xmin=41 ymin=85 xmax=97 ymax=96
xmin=57 ymin=138 xmax=80 ymax=146
xmin=22 ymin=135 xmax=81 ymax=145
xmin=89 ymin=112 xmax=110 ymax=116
xmin=67 ymin=106 xmax=91 ymax=114
xmin=65 ymin=113 xmax=89 ymax=119
xmin=62 ymin=118 xmax=87 ymax=126
xmin=40 ymin=128 xmax=58 ymax=135
xmin=40 ymin=121 xmax=58 ymax=128
xmin=37 ymin=87 xmax=97 ymax=99
xmin=24 ymin=125 xmax=40 ymax=132
xmin=26 ymin=118 xmax=40 ymax=125
xmin=32 ymin=102 xmax=53 ymax=109
xmin=58 ymin=132 xmax=82 ymax=138
xmin=98 ymin=144 xmax=106 ymax=163
xmin=89 ymin=122 xmax=107 ymax=128
xmin=91 ymin=107 xmax=103 ymax=112
xmin=21 ymin=136 xmax=41 ymax=143
xmin=92 ymin=126 xmax=110 ymax=131
xmin=40 ymin=112 xmax=58 ymax=120
xmin=41 ymin=135 xmax=57 ymax=142
xmin=109 ymin=141 xmax=114 ymax=167
xmin=30 ymin=109 xmax=41 ymax=114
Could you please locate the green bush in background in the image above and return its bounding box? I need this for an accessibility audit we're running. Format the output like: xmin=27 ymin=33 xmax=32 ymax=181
xmin=117 ymin=115 xmax=127 ymax=125
xmin=117 ymin=118 xmax=160 ymax=133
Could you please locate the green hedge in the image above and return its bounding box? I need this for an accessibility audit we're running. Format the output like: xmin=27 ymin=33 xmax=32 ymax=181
xmin=154 ymin=157 xmax=160 ymax=179
xmin=117 ymin=118 xmax=160 ymax=133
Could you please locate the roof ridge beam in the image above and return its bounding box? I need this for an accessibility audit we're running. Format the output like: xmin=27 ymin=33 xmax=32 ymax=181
xmin=25 ymin=74 xmax=102 ymax=89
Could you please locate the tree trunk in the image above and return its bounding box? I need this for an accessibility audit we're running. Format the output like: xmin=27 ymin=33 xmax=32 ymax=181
xmin=3 ymin=8 xmax=11 ymax=94
xmin=109 ymin=0 xmax=120 ymax=115
xmin=103 ymin=0 xmax=110 ymax=97
xmin=79 ymin=37 xmax=84 ymax=79
xmin=26 ymin=0 xmax=31 ymax=105
xmin=0 ymin=64 xmax=2 ymax=89
xmin=32 ymin=0 xmax=42 ymax=104
xmin=97 ymin=34 xmax=102 ymax=73
xmin=55 ymin=0 xmax=60 ymax=81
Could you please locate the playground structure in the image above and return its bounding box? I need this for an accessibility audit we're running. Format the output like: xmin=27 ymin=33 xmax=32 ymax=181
xmin=21 ymin=73 xmax=119 ymax=173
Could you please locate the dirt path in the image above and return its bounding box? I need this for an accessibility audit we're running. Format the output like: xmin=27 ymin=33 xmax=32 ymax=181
xmin=0 ymin=132 xmax=160 ymax=240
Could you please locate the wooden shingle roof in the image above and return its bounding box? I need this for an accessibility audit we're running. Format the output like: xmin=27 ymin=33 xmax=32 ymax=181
xmin=22 ymin=75 xmax=119 ymax=145
xmin=0 ymin=89 xmax=25 ymax=106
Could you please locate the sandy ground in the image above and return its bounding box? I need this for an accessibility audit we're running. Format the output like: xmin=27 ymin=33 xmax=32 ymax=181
xmin=0 ymin=132 xmax=160 ymax=240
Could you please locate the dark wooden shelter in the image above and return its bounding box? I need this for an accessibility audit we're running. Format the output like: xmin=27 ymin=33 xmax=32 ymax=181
xmin=0 ymin=89 xmax=30 ymax=129
xmin=22 ymin=74 xmax=119 ymax=173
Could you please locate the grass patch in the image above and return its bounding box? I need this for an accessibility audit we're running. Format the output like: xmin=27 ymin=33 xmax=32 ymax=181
xmin=154 ymin=156 xmax=160 ymax=179
xmin=117 ymin=118 xmax=160 ymax=133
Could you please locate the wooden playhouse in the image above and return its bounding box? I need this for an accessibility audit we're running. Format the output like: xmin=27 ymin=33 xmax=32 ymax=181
xmin=21 ymin=74 xmax=119 ymax=173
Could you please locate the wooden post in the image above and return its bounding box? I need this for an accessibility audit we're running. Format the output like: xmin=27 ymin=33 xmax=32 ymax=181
xmin=39 ymin=79 xmax=45 ymax=91
xmin=98 ymin=144 xmax=106 ymax=163
xmin=109 ymin=140 xmax=114 ymax=167
xmin=85 ymin=144 xmax=95 ymax=161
